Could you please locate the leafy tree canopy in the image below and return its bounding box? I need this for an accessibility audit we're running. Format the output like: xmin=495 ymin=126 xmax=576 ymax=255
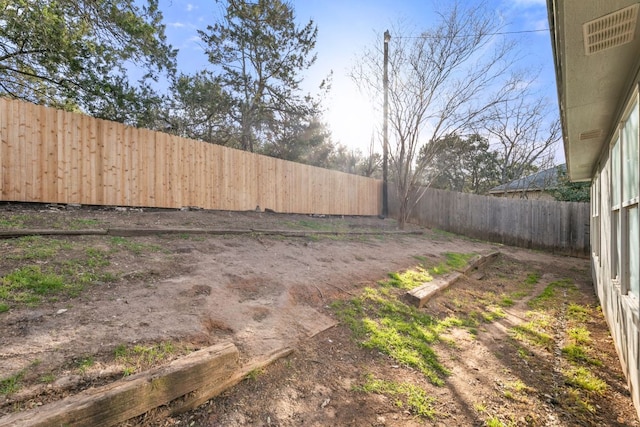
xmin=0 ymin=0 xmax=176 ymax=125
xmin=199 ymin=0 xmax=327 ymax=152
xmin=552 ymin=168 xmax=591 ymax=202
xmin=422 ymin=133 xmax=500 ymax=194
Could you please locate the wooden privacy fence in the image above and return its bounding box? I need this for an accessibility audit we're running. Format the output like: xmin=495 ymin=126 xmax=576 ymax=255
xmin=0 ymin=98 xmax=382 ymax=215
xmin=390 ymin=186 xmax=590 ymax=257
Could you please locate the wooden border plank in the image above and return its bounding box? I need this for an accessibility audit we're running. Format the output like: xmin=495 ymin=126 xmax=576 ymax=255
xmin=0 ymin=342 xmax=239 ymax=427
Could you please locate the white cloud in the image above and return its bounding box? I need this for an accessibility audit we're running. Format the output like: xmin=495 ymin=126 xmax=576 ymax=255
xmin=186 ymin=3 xmax=195 ymax=12
xmin=169 ymin=22 xmax=186 ymax=28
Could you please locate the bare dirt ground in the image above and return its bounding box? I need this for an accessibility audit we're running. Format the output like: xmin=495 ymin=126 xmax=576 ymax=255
xmin=0 ymin=203 xmax=638 ymax=426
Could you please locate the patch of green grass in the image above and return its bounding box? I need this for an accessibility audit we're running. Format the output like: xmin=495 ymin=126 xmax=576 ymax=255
xmin=524 ymin=272 xmax=541 ymax=285
xmin=69 ymin=218 xmax=102 ymax=229
xmin=567 ymin=303 xmax=591 ymax=322
xmin=444 ymin=252 xmax=475 ymax=269
xmin=356 ymin=375 xmax=435 ymax=419
xmin=562 ymin=344 xmax=602 ymax=366
xmin=39 ymin=373 xmax=56 ymax=384
xmin=85 ymin=248 xmax=110 ymax=268
xmin=528 ymin=279 xmax=575 ymax=309
xmin=474 ymin=402 xmax=487 ymax=413
xmin=498 ymin=295 xmax=515 ymax=307
xmin=246 ymin=367 xmax=265 ymax=380
xmin=77 ymin=357 xmax=95 ymax=374
xmin=110 ymin=236 xmax=161 ymax=255
xmin=485 ymin=416 xmax=506 ymax=427
xmin=382 ymin=267 xmax=433 ymax=290
xmin=481 ymin=306 xmax=506 ymax=322
xmin=6 ymin=236 xmax=69 ymax=261
xmin=114 ymin=341 xmax=182 ymax=375
xmin=0 ymin=371 xmax=24 ymax=395
xmin=1 ymin=266 xmax=66 ymax=306
xmin=332 ymin=287 xmax=450 ymax=385
xmin=0 ymin=214 xmax=28 ymax=228
xmin=564 ymin=367 xmax=607 ymax=394
xmin=567 ymin=326 xmax=591 ymax=345
xmin=0 ymin=303 xmax=9 ymax=313
xmin=509 ymin=315 xmax=554 ymax=351
xmin=426 ymin=252 xmax=475 ymax=276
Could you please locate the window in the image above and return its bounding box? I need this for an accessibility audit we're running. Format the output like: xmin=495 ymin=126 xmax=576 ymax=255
xmin=612 ymin=135 xmax=621 ymax=282
xmin=618 ymin=95 xmax=639 ymax=299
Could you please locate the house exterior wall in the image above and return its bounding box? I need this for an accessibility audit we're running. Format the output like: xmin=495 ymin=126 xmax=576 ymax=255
xmin=591 ymin=87 xmax=640 ymax=417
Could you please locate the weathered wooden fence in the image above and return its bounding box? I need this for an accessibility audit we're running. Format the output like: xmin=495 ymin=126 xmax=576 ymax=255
xmin=0 ymin=98 xmax=382 ymax=215
xmin=389 ymin=186 xmax=590 ymax=257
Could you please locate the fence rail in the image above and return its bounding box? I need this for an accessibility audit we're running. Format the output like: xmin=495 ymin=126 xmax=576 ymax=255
xmin=0 ymin=98 xmax=382 ymax=215
xmin=390 ymin=186 xmax=590 ymax=257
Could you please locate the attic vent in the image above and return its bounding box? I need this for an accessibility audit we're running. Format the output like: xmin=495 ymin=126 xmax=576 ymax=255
xmin=583 ymin=4 xmax=639 ymax=55
xmin=579 ymin=129 xmax=603 ymax=140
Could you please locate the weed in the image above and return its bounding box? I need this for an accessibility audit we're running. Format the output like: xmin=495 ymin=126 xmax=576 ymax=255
xmin=110 ymin=236 xmax=161 ymax=255
xmin=529 ymin=279 xmax=575 ymax=309
xmin=481 ymin=306 xmax=506 ymax=322
xmin=0 ymin=214 xmax=28 ymax=228
xmin=567 ymin=304 xmax=591 ymax=322
xmin=485 ymin=416 xmax=505 ymax=427
xmin=382 ymin=267 xmax=432 ymax=290
xmin=356 ymin=375 xmax=435 ymax=419
xmin=40 ymin=373 xmax=55 ymax=384
xmin=113 ymin=341 xmax=182 ymax=374
xmin=567 ymin=326 xmax=591 ymax=345
xmin=564 ymin=367 xmax=607 ymax=394
xmin=506 ymin=379 xmax=531 ymax=394
xmin=565 ymin=387 xmax=596 ymax=414
xmin=246 ymin=367 xmax=265 ymax=380
xmin=77 ymin=357 xmax=95 ymax=374
xmin=516 ymin=348 xmax=529 ymax=360
xmin=499 ymin=296 xmax=515 ymax=307
xmin=444 ymin=252 xmax=475 ymax=270
xmin=0 ymin=303 xmax=9 ymax=313
xmin=70 ymin=218 xmax=102 ymax=229
xmin=0 ymin=371 xmax=23 ymax=395
xmin=85 ymin=248 xmax=110 ymax=268
xmin=122 ymin=367 xmax=136 ymax=377
xmin=7 ymin=236 xmax=63 ymax=260
xmin=509 ymin=315 xmax=554 ymax=351
xmin=524 ymin=272 xmax=541 ymax=285
xmin=474 ymin=402 xmax=487 ymax=413
xmin=562 ymin=344 xmax=602 ymax=366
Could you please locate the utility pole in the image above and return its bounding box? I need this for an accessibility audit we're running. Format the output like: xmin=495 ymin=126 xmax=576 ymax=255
xmin=382 ymin=29 xmax=390 ymax=217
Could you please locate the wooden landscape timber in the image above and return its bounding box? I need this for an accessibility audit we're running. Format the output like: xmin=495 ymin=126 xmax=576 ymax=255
xmin=405 ymin=251 xmax=500 ymax=308
xmin=0 ymin=344 xmax=296 ymax=427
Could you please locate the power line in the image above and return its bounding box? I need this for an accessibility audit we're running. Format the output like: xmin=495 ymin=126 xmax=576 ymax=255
xmin=394 ymin=28 xmax=549 ymax=39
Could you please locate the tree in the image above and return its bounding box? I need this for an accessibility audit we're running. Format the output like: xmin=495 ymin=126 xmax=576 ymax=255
xmin=353 ymin=2 xmax=519 ymax=228
xmin=162 ymin=72 xmax=234 ymax=144
xmin=261 ymin=115 xmax=335 ymax=167
xmin=0 ymin=0 xmax=176 ymax=125
xmin=552 ymin=168 xmax=590 ymax=202
xmin=422 ymin=133 xmax=499 ymax=194
xmin=483 ymin=81 xmax=561 ymax=186
xmin=199 ymin=0 xmax=327 ymax=153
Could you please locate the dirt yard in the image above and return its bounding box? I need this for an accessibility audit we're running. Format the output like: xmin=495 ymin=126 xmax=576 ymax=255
xmin=0 ymin=203 xmax=638 ymax=426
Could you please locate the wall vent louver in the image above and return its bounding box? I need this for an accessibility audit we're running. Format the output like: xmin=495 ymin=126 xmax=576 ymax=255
xmin=583 ymin=4 xmax=639 ymax=55
xmin=579 ymin=129 xmax=602 ymax=140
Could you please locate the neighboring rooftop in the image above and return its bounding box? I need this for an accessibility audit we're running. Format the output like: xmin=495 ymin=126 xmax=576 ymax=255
xmin=489 ymin=164 xmax=565 ymax=194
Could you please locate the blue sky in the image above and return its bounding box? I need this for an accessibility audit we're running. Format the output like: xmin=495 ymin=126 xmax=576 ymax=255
xmin=157 ymin=0 xmax=558 ymax=160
